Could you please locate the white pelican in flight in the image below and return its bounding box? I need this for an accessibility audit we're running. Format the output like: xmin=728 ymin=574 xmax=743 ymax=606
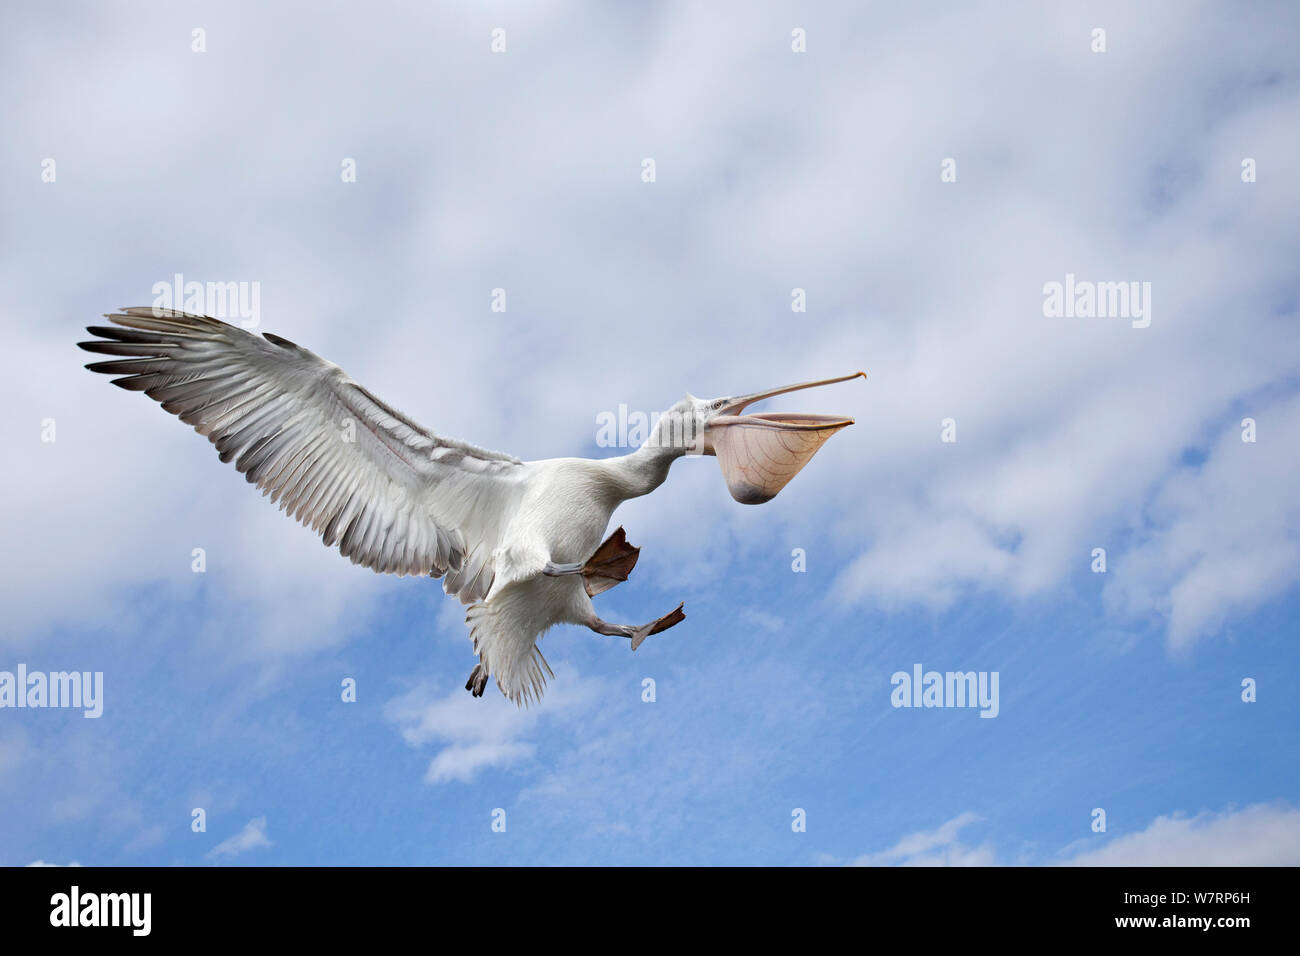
xmin=80 ymin=309 xmax=864 ymax=704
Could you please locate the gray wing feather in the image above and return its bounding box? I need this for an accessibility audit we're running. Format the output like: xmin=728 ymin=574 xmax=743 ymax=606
xmin=80 ymin=307 xmax=523 ymax=593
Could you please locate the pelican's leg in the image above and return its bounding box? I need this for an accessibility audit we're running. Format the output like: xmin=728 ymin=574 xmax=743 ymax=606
xmin=544 ymin=527 xmax=642 ymax=593
xmin=587 ymin=617 xmax=635 ymax=638
xmin=585 ymin=602 xmax=685 ymax=650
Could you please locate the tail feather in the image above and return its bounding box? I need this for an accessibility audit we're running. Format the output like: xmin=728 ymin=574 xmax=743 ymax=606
xmin=465 ymin=598 xmax=552 ymax=707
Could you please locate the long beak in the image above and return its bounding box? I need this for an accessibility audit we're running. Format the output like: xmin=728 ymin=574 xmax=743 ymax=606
xmin=717 ymin=371 xmax=866 ymax=417
xmin=708 ymin=371 xmax=866 ymax=505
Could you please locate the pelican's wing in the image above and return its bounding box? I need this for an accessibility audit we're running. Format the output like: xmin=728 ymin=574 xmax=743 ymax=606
xmin=80 ymin=308 xmax=523 ymax=598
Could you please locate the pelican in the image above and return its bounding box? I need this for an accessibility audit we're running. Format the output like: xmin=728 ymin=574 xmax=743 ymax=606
xmin=79 ymin=309 xmax=865 ymax=704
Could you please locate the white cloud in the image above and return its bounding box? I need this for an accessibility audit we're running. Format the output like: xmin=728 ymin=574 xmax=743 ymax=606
xmin=1105 ymin=394 xmax=1300 ymax=649
xmin=385 ymin=666 xmax=604 ymax=785
xmin=207 ymin=817 xmax=271 ymax=860
xmin=26 ymin=860 xmax=82 ymax=867
xmin=848 ymin=803 xmax=1300 ymax=866
xmin=848 ymin=813 xmax=997 ymax=867
xmin=425 ymin=741 xmax=536 ymax=786
xmin=1062 ymin=804 xmax=1300 ymax=866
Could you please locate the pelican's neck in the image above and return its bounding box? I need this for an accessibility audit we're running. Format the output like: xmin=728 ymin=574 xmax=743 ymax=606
xmin=596 ymin=403 xmax=705 ymax=502
xmin=601 ymin=439 xmax=687 ymax=502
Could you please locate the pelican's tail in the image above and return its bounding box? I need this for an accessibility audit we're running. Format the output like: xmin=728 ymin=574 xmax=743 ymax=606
xmin=465 ymin=590 xmax=555 ymax=707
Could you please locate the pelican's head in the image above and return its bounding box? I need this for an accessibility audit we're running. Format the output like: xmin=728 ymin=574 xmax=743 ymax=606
xmin=673 ymin=371 xmax=866 ymax=504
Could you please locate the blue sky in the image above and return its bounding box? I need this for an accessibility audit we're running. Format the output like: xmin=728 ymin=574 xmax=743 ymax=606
xmin=3 ymin=1 xmax=1299 ymax=866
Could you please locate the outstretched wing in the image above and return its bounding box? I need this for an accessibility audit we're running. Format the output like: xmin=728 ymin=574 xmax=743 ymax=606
xmin=80 ymin=307 xmax=524 ymax=599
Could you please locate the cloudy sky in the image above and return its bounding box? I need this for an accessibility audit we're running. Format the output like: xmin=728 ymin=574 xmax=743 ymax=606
xmin=2 ymin=0 xmax=1297 ymax=865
